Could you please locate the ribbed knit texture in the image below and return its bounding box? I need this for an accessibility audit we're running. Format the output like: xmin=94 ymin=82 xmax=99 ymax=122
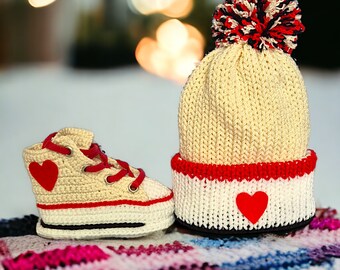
xmin=173 ymin=0 xmax=316 ymax=235
xmin=179 ymin=44 xmax=310 ymax=165
xmin=1 ymin=209 xmax=339 ymax=269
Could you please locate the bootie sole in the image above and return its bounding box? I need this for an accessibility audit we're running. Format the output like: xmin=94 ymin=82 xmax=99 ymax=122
xmin=36 ymin=199 xmax=174 ymax=239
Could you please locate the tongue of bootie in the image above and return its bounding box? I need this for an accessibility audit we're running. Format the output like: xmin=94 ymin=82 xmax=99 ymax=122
xmin=52 ymin=128 xmax=94 ymax=150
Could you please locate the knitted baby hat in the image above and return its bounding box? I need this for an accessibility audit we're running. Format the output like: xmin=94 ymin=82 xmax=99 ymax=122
xmin=171 ymin=0 xmax=317 ymax=234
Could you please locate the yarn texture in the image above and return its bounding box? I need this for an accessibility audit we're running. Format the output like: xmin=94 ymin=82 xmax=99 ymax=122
xmin=23 ymin=128 xmax=174 ymax=239
xmin=172 ymin=0 xmax=316 ymax=234
xmin=1 ymin=209 xmax=340 ymax=269
xmin=212 ymin=0 xmax=305 ymax=53
xmin=179 ymin=45 xmax=310 ymax=165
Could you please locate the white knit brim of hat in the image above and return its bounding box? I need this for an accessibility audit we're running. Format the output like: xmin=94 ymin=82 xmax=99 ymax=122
xmin=171 ymin=150 xmax=317 ymax=234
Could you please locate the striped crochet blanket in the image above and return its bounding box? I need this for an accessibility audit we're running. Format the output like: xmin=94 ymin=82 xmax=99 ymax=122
xmin=0 ymin=208 xmax=339 ymax=270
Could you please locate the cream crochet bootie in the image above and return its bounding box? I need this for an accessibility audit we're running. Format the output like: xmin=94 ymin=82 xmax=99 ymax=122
xmin=23 ymin=128 xmax=174 ymax=239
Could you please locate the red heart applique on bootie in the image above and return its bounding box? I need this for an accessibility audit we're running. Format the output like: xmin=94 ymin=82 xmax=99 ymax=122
xmin=29 ymin=160 xmax=58 ymax=192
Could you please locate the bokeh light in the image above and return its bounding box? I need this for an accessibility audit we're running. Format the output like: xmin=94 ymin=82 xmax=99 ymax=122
xmin=156 ymin=19 xmax=188 ymax=55
xmin=129 ymin=0 xmax=193 ymax=18
xmin=135 ymin=38 xmax=158 ymax=74
xmin=28 ymin=0 xmax=57 ymax=8
xmin=162 ymin=0 xmax=193 ymax=18
xmin=129 ymin=0 xmax=173 ymax=15
xmin=135 ymin=20 xmax=205 ymax=84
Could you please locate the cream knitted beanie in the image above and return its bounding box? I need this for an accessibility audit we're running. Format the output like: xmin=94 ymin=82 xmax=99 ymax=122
xmin=171 ymin=0 xmax=317 ymax=234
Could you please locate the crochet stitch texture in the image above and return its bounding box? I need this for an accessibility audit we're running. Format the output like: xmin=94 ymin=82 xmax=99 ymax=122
xmin=23 ymin=128 xmax=174 ymax=239
xmin=171 ymin=0 xmax=317 ymax=234
xmin=1 ymin=209 xmax=340 ymax=269
xmin=179 ymin=45 xmax=310 ymax=165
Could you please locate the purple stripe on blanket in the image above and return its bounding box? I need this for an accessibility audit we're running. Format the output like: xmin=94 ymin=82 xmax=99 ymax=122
xmin=2 ymin=245 xmax=109 ymax=270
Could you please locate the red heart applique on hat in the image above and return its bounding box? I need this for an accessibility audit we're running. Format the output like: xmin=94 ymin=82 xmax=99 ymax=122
xmin=29 ymin=160 xmax=58 ymax=192
xmin=236 ymin=191 xmax=268 ymax=224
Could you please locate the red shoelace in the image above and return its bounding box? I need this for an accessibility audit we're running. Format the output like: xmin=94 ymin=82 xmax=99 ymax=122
xmin=42 ymin=132 xmax=145 ymax=191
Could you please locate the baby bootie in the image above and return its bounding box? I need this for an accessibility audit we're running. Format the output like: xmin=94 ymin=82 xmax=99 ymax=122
xmin=23 ymin=128 xmax=174 ymax=239
xmin=171 ymin=0 xmax=317 ymax=235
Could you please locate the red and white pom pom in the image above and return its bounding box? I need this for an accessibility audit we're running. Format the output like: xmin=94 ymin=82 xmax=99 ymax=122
xmin=212 ymin=0 xmax=305 ymax=54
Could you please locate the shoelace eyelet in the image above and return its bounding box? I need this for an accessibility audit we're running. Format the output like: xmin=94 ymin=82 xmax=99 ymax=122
xmin=128 ymin=183 xmax=139 ymax=193
xmin=42 ymin=133 xmax=146 ymax=188
xmin=82 ymin=165 xmax=89 ymax=173
xmin=65 ymin=146 xmax=73 ymax=157
xmin=105 ymin=175 xmax=114 ymax=185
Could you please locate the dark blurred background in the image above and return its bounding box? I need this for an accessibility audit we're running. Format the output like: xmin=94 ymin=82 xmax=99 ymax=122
xmin=1 ymin=0 xmax=339 ymax=78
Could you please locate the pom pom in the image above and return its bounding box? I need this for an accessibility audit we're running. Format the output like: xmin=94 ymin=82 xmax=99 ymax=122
xmin=212 ymin=0 xmax=305 ymax=54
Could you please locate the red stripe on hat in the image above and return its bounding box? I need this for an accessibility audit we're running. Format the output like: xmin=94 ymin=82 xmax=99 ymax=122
xmin=37 ymin=192 xmax=173 ymax=210
xmin=171 ymin=150 xmax=317 ymax=182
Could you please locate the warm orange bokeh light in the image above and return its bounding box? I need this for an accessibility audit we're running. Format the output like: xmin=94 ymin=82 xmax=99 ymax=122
xmin=129 ymin=0 xmax=172 ymax=15
xmin=28 ymin=0 xmax=56 ymax=8
xmin=129 ymin=0 xmax=193 ymax=18
xmin=135 ymin=20 xmax=205 ymax=84
xmin=156 ymin=19 xmax=188 ymax=55
xmin=135 ymin=37 xmax=158 ymax=74
xmin=162 ymin=0 xmax=193 ymax=18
